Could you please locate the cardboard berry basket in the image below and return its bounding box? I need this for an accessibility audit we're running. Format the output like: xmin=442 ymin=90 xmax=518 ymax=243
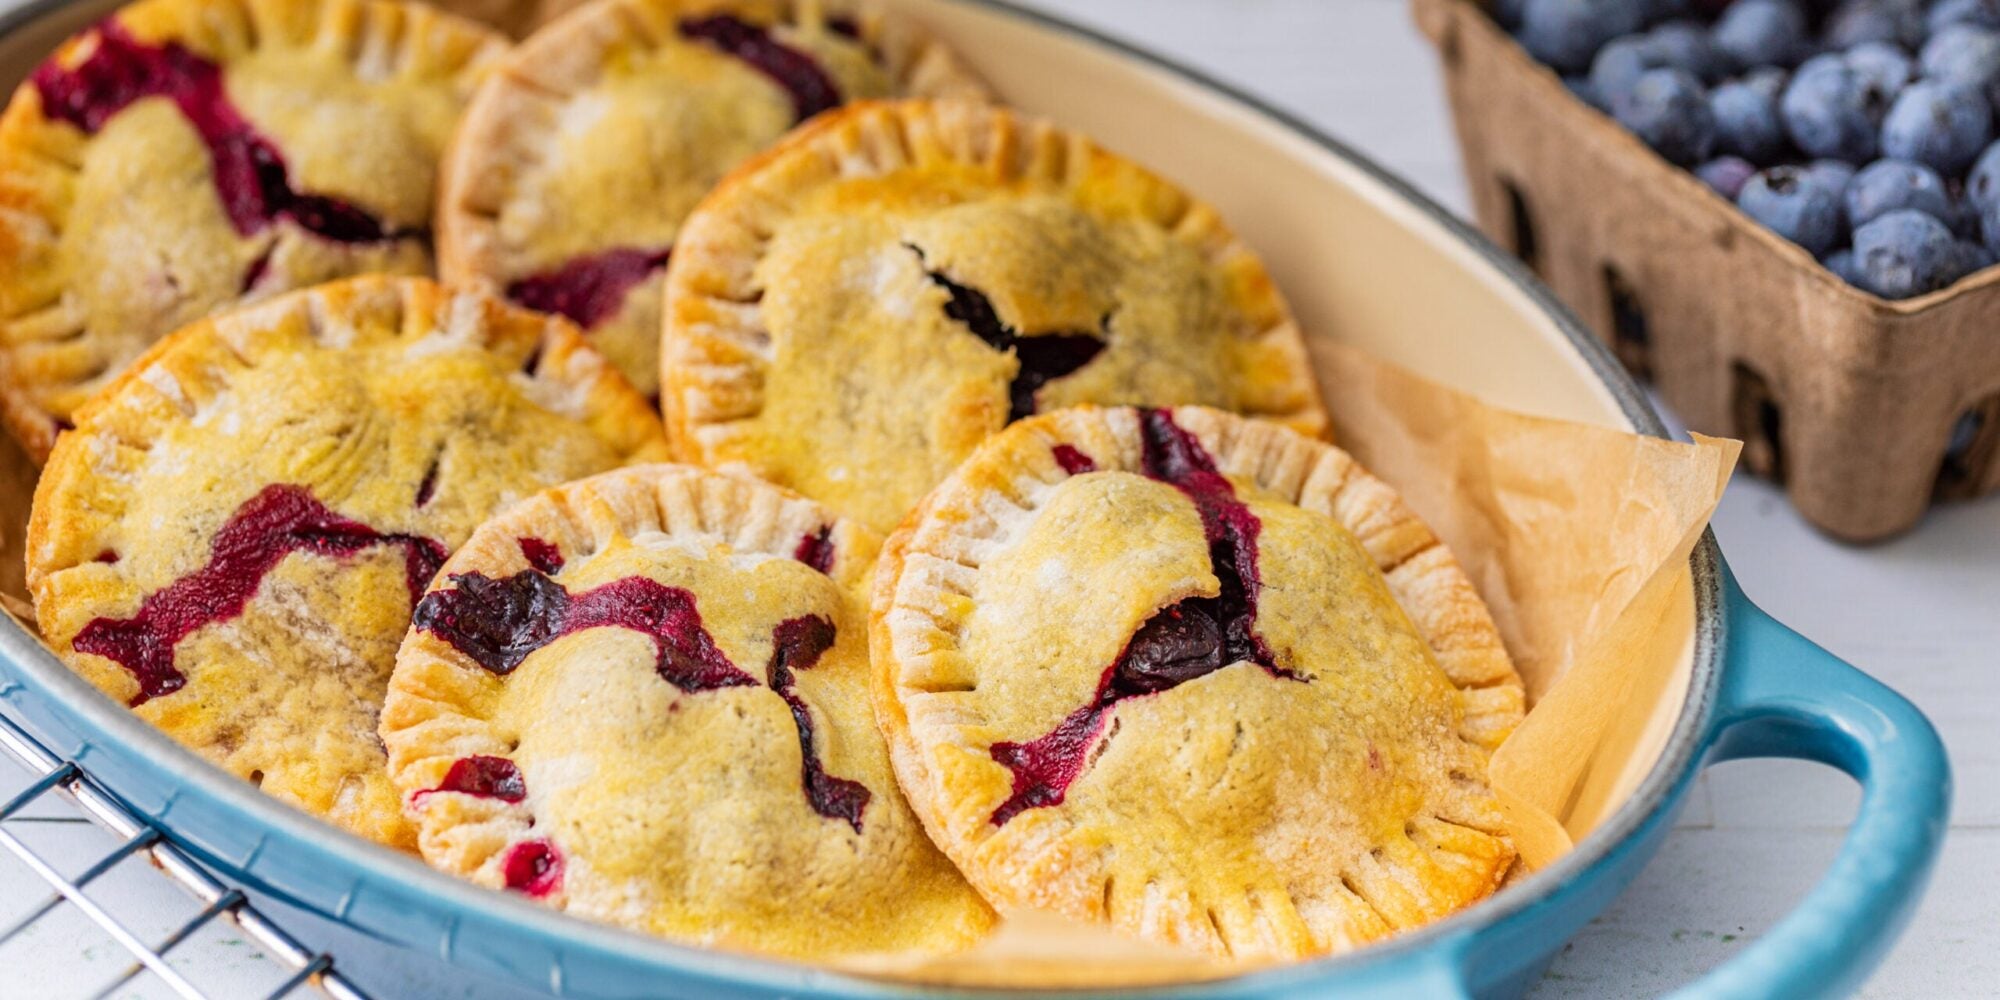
xmin=1414 ymin=0 xmax=2000 ymax=542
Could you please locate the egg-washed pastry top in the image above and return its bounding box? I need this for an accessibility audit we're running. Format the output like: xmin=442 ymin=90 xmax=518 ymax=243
xmin=436 ymin=0 xmax=990 ymax=398
xmin=662 ymin=99 xmax=1327 ymax=532
xmin=25 ymin=277 xmax=669 ymax=849
xmin=0 ymin=0 xmax=508 ymax=461
xmin=870 ymin=405 xmax=1524 ymax=960
xmin=380 ymin=463 xmax=995 ymax=957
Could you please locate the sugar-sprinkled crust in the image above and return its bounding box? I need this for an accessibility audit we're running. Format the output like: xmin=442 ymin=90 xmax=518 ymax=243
xmin=437 ymin=0 xmax=989 ymax=397
xmin=26 ymin=276 xmax=669 ymax=849
xmin=381 ymin=463 xmax=994 ymax=957
xmin=0 ymin=0 xmax=509 ymax=460
xmin=871 ymin=405 xmax=1521 ymax=959
xmin=662 ymin=99 xmax=1328 ymax=532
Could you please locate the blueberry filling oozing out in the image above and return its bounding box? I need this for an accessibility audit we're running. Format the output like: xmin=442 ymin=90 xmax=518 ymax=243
xmin=792 ymin=526 xmax=836 ymax=574
xmin=502 ymin=838 xmax=564 ymax=897
xmin=1052 ymin=444 xmax=1097 ymax=475
xmin=678 ymin=13 xmax=844 ymax=122
xmin=71 ymin=484 xmax=448 ymax=706
xmin=986 ymin=410 xmax=1301 ymax=826
xmin=517 ymin=536 xmax=565 ymax=575
xmin=504 ymin=247 xmax=672 ymax=330
xmin=911 ymin=247 xmax=1109 ymax=424
xmin=32 ymin=21 xmax=422 ymax=247
xmin=767 ymin=615 xmax=870 ymax=832
xmin=414 ymin=568 xmax=870 ymax=828
xmin=419 ymin=754 xmax=527 ymax=804
xmin=503 ymin=13 xmax=860 ymax=329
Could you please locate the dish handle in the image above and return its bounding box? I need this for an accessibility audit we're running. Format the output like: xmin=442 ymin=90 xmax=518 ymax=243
xmin=1666 ymin=572 xmax=1951 ymax=1000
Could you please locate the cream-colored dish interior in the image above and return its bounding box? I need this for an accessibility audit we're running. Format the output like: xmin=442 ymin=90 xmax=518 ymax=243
xmin=0 ymin=0 xmax=1700 ymax=984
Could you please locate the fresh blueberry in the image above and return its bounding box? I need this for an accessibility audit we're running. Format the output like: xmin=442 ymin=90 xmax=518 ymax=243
xmin=1591 ymin=35 xmax=1668 ymax=105
xmin=1710 ymin=77 xmax=1789 ymax=161
xmin=1952 ymin=238 xmax=1996 ymax=280
xmin=1844 ymin=159 xmax=1954 ymax=229
xmin=1614 ymin=68 xmax=1717 ymax=165
xmin=1698 ymin=155 xmax=1760 ymax=197
xmin=1739 ymin=165 xmax=1846 ymax=256
xmin=1978 ymin=193 xmax=2000 ymax=252
xmin=1822 ymin=0 xmax=1925 ymax=51
xmin=1591 ymin=25 xmax=1729 ymax=105
xmin=1966 ymin=139 xmax=2000 ymax=209
xmin=1740 ymin=65 xmax=1790 ymax=101
xmin=1852 ymin=209 xmax=1959 ymax=297
xmin=1805 ymin=158 xmax=1860 ymax=200
xmin=1712 ymin=0 xmax=1809 ymax=70
xmin=1920 ymin=24 xmax=2000 ymax=102
xmin=1518 ymin=0 xmax=1648 ymax=72
xmin=1929 ymin=0 xmax=2000 ymax=33
xmin=1844 ymin=42 xmax=1914 ymax=99
xmin=1780 ymin=54 xmax=1891 ymax=162
xmin=1881 ymin=79 xmax=1993 ymax=175
xmin=1647 ymin=20 xmax=1730 ymax=81
xmin=1826 ymin=248 xmax=1864 ymax=284
xmin=1492 ymin=0 xmax=1528 ymax=30
xmin=1944 ymin=189 xmax=1984 ymax=238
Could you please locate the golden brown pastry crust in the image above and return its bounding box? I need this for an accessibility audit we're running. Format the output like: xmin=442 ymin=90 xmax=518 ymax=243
xmin=26 ymin=276 xmax=668 ymax=849
xmin=435 ymin=0 xmax=989 ymax=397
xmin=0 ymin=0 xmax=507 ymax=461
xmin=381 ymin=463 xmax=995 ymax=957
xmin=662 ymin=99 xmax=1328 ymax=533
xmin=871 ymin=405 xmax=1522 ymax=960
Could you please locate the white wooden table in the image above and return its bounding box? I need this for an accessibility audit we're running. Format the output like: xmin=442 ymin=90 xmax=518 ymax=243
xmin=2 ymin=1 xmax=1993 ymax=997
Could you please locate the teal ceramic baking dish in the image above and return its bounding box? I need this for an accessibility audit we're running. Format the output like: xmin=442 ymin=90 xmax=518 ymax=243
xmin=0 ymin=0 xmax=1951 ymax=996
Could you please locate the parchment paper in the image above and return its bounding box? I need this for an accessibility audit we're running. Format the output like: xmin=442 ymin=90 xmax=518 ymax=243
xmin=849 ymin=343 xmax=1739 ymax=986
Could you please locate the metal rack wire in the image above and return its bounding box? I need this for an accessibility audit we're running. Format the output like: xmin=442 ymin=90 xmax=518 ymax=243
xmin=0 ymin=710 xmax=371 ymax=1000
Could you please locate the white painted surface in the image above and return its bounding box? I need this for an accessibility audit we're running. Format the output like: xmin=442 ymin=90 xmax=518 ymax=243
xmin=1 ymin=0 xmax=1993 ymax=997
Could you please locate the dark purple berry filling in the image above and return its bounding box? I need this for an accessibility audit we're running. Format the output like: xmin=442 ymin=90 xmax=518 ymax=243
xmin=415 ymin=568 xmax=870 ymax=827
xmin=72 ymin=484 xmax=447 ymax=706
xmin=239 ymin=246 xmax=272 ymax=294
xmin=31 ymin=22 xmax=418 ymax=244
xmin=768 ymin=615 xmax=870 ymax=831
xmin=413 ymin=455 xmax=441 ymax=508
xmin=415 ymin=571 xmax=755 ymax=691
xmin=986 ymin=409 xmax=1298 ymax=825
xmin=517 ymin=537 xmax=564 ymax=575
xmin=678 ymin=14 xmax=843 ymax=122
xmin=505 ymin=246 xmax=672 ymax=330
xmin=502 ymin=838 xmax=563 ymax=897
xmin=914 ymin=252 xmax=1108 ymax=424
xmin=418 ymin=754 xmax=526 ymax=804
xmin=1052 ymin=444 xmax=1096 ymax=475
xmin=792 ymin=527 xmax=835 ymax=574
xmin=93 ymin=549 xmax=119 ymax=564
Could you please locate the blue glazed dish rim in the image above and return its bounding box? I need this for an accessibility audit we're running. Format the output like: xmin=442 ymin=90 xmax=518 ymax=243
xmin=0 ymin=0 xmax=1725 ymax=993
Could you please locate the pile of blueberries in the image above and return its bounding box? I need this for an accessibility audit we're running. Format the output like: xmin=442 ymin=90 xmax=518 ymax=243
xmin=1497 ymin=0 xmax=2000 ymax=299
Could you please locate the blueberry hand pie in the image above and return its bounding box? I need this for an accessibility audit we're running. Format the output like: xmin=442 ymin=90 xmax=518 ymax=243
xmin=871 ymin=405 xmax=1523 ymax=959
xmin=0 ymin=0 xmax=508 ymax=460
xmin=663 ymin=100 xmax=1327 ymax=532
xmin=436 ymin=0 xmax=989 ymax=399
xmin=25 ymin=277 xmax=669 ymax=848
xmin=380 ymin=464 xmax=994 ymax=957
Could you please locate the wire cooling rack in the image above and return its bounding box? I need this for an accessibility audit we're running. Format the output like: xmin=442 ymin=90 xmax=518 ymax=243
xmin=0 ymin=710 xmax=370 ymax=1000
